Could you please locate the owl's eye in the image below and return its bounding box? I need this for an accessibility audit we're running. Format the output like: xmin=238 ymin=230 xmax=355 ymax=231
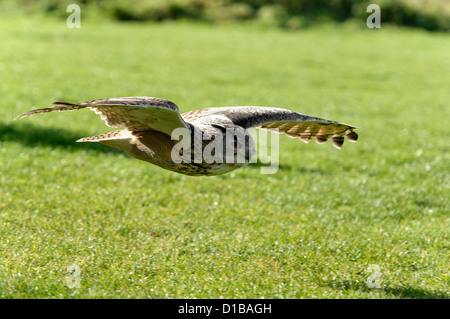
xmin=232 ymin=142 xmax=241 ymax=149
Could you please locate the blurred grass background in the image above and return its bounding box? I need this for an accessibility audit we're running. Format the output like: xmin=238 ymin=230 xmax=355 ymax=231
xmin=1 ymin=0 xmax=449 ymax=31
xmin=0 ymin=1 xmax=449 ymax=298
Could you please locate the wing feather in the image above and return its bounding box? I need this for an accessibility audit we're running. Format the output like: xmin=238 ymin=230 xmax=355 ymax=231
xmin=15 ymin=97 xmax=190 ymax=136
xmin=182 ymin=106 xmax=358 ymax=149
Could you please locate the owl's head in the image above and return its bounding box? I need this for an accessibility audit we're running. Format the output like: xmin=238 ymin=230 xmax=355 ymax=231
xmin=207 ymin=124 xmax=256 ymax=165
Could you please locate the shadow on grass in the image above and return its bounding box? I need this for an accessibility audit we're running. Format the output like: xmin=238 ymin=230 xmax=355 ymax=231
xmin=326 ymin=279 xmax=449 ymax=299
xmin=382 ymin=286 xmax=449 ymax=299
xmin=0 ymin=121 xmax=122 ymax=155
xmin=246 ymin=160 xmax=326 ymax=174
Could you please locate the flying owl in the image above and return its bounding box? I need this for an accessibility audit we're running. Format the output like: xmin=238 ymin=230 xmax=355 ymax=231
xmin=15 ymin=97 xmax=358 ymax=176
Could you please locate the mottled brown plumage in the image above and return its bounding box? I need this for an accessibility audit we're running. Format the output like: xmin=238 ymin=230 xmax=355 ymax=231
xmin=15 ymin=96 xmax=359 ymax=176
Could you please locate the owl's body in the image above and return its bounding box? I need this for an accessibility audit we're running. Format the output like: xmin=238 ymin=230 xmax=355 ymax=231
xmin=15 ymin=96 xmax=358 ymax=176
xmin=96 ymin=129 xmax=245 ymax=176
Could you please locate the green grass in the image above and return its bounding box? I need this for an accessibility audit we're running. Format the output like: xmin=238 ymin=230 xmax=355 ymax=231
xmin=0 ymin=15 xmax=449 ymax=298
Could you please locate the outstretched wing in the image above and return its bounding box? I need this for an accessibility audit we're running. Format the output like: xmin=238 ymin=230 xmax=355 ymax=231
xmin=182 ymin=106 xmax=358 ymax=149
xmin=15 ymin=97 xmax=190 ymax=136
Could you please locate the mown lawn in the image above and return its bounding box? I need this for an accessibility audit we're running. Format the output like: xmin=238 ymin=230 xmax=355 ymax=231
xmin=0 ymin=14 xmax=448 ymax=298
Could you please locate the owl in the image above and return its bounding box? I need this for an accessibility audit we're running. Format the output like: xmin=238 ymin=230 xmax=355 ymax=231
xmin=16 ymin=97 xmax=358 ymax=176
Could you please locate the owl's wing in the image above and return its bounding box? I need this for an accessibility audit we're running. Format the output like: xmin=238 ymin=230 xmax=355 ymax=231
xmin=182 ymin=106 xmax=358 ymax=149
xmin=15 ymin=97 xmax=190 ymax=136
